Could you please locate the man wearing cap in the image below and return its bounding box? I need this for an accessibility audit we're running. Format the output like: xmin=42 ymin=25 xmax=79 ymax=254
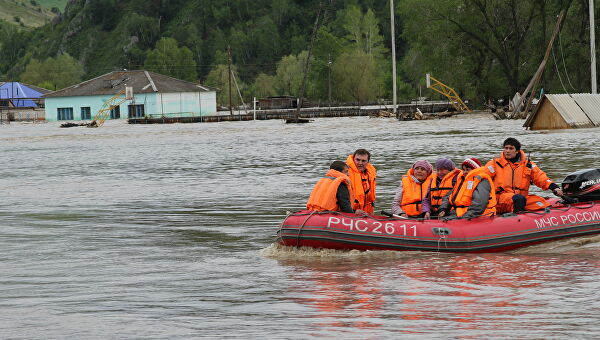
xmin=484 ymin=137 xmax=563 ymax=214
xmin=346 ymin=149 xmax=377 ymax=214
xmin=423 ymin=158 xmax=462 ymax=219
xmin=439 ymin=158 xmax=497 ymax=219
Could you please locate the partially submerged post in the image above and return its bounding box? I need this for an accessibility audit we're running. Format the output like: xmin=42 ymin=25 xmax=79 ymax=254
xmin=227 ymin=46 xmax=233 ymax=116
xmin=510 ymin=10 xmax=565 ymax=119
xmin=290 ymin=2 xmax=323 ymax=124
xmin=390 ymin=0 xmax=397 ymax=116
xmin=590 ymin=0 xmax=597 ymax=94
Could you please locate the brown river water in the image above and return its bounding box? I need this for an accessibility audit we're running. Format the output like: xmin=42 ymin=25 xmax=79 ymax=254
xmin=1 ymin=114 xmax=599 ymax=338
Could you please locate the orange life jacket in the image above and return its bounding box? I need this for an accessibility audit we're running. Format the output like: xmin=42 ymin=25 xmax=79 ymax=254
xmin=306 ymin=169 xmax=355 ymax=212
xmin=400 ymin=168 xmax=432 ymax=216
xmin=429 ymin=168 xmax=461 ymax=213
xmin=484 ymin=150 xmax=554 ymax=196
xmin=346 ymin=154 xmax=377 ymax=213
xmin=449 ymin=167 xmax=497 ymax=217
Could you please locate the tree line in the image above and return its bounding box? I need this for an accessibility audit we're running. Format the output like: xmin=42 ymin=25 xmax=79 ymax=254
xmin=0 ymin=0 xmax=597 ymax=108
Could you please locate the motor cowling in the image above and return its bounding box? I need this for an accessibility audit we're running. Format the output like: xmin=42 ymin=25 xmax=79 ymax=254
xmin=561 ymin=168 xmax=600 ymax=202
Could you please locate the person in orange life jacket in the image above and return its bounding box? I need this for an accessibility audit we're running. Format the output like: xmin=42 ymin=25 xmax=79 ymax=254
xmin=306 ymin=161 xmax=367 ymax=214
xmin=346 ymin=149 xmax=377 ymax=214
xmin=423 ymin=158 xmax=461 ymax=219
xmin=391 ymin=160 xmax=433 ymax=217
xmin=484 ymin=137 xmax=563 ymax=213
xmin=438 ymin=158 xmax=497 ymax=219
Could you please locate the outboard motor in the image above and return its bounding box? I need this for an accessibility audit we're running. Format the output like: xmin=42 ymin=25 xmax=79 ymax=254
xmin=561 ymin=168 xmax=600 ymax=202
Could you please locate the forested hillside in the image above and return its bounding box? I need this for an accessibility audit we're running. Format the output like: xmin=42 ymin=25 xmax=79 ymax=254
xmin=0 ymin=0 xmax=57 ymax=27
xmin=0 ymin=0 xmax=597 ymax=107
xmin=35 ymin=0 xmax=67 ymax=11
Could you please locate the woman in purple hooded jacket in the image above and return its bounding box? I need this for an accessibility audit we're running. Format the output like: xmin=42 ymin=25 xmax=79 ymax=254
xmin=422 ymin=158 xmax=461 ymax=219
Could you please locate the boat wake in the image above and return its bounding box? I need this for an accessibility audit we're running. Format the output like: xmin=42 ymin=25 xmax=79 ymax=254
xmin=510 ymin=233 xmax=600 ymax=254
xmin=261 ymin=233 xmax=600 ymax=259
xmin=260 ymin=242 xmax=424 ymax=260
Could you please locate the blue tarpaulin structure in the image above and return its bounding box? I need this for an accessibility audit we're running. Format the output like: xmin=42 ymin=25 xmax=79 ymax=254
xmin=0 ymin=82 xmax=47 ymax=108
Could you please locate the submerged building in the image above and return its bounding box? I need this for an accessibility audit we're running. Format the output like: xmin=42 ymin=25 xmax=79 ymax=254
xmin=0 ymin=82 xmax=49 ymax=108
xmin=0 ymin=82 xmax=50 ymax=121
xmin=43 ymin=70 xmax=217 ymax=122
xmin=524 ymin=93 xmax=600 ymax=130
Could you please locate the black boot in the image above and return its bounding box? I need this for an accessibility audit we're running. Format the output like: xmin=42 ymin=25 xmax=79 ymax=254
xmin=512 ymin=194 xmax=526 ymax=213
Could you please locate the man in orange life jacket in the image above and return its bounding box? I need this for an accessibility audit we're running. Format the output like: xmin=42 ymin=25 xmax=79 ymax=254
xmin=484 ymin=137 xmax=563 ymax=213
xmin=346 ymin=149 xmax=377 ymax=214
xmin=306 ymin=161 xmax=366 ymax=214
xmin=439 ymin=158 xmax=496 ymax=219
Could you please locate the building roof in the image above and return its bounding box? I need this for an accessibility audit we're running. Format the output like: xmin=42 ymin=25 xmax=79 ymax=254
xmin=524 ymin=93 xmax=600 ymax=128
xmin=25 ymin=84 xmax=53 ymax=94
xmin=0 ymin=82 xmax=48 ymax=107
xmin=43 ymin=70 xmax=217 ymax=98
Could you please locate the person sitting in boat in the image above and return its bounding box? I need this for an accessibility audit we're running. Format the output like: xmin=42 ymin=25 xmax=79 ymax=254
xmin=306 ymin=161 xmax=366 ymax=214
xmin=391 ymin=160 xmax=433 ymax=217
xmin=439 ymin=158 xmax=497 ymax=219
xmin=423 ymin=158 xmax=462 ymax=219
xmin=484 ymin=137 xmax=563 ymax=213
xmin=346 ymin=149 xmax=377 ymax=214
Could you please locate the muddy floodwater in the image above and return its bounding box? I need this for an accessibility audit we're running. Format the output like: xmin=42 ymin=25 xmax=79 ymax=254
xmin=1 ymin=114 xmax=599 ymax=338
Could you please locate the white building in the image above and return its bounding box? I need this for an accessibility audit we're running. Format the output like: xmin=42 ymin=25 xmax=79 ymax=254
xmin=44 ymin=70 xmax=217 ymax=122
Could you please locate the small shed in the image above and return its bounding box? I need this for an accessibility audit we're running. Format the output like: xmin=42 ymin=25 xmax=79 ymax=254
xmin=524 ymin=93 xmax=600 ymax=130
xmin=258 ymin=96 xmax=298 ymax=110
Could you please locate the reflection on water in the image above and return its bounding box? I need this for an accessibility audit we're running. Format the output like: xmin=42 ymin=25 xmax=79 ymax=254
xmin=1 ymin=116 xmax=600 ymax=338
xmin=267 ymin=242 xmax=600 ymax=337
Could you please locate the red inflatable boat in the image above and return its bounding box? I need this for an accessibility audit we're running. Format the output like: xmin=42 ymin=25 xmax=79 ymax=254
xmin=277 ymin=169 xmax=600 ymax=253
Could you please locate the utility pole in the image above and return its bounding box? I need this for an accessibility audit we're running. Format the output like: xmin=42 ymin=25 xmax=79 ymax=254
xmin=328 ymin=53 xmax=332 ymax=108
xmin=591 ymin=0 xmax=597 ymax=94
xmin=390 ymin=0 xmax=397 ymax=115
xmin=228 ymin=46 xmax=233 ymax=116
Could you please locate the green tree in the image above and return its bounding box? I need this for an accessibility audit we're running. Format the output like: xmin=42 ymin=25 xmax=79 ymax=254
xmin=246 ymin=16 xmax=280 ymax=76
xmin=37 ymin=81 xmax=55 ymax=90
xmin=20 ymin=53 xmax=84 ymax=89
xmin=0 ymin=24 xmax=28 ymax=75
xmin=205 ymin=63 xmax=246 ymax=107
xmin=332 ymin=49 xmax=380 ymax=103
xmin=251 ymin=73 xmax=276 ymax=98
xmin=87 ymin=0 xmax=119 ymax=30
xmin=52 ymin=53 xmax=85 ymax=89
xmin=361 ymin=9 xmax=386 ymax=57
xmin=309 ymin=26 xmax=346 ymax=101
xmin=20 ymin=58 xmax=45 ymax=85
xmin=271 ymin=0 xmax=294 ymax=27
xmin=15 ymin=0 xmax=598 ymax=105
xmin=274 ymin=51 xmax=307 ymax=95
xmin=124 ymin=13 xmax=160 ymax=49
xmin=398 ymin=0 xmax=585 ymax=103
xmin=330 ymin=5 xmax=388 ymax=102
xmin=334 ymin=5 xmax=387 ymax=57
xmin=144 ymin=37 xmax=197 ymax=82
xmin=341 ymin=6 xmax=363 ymax=49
